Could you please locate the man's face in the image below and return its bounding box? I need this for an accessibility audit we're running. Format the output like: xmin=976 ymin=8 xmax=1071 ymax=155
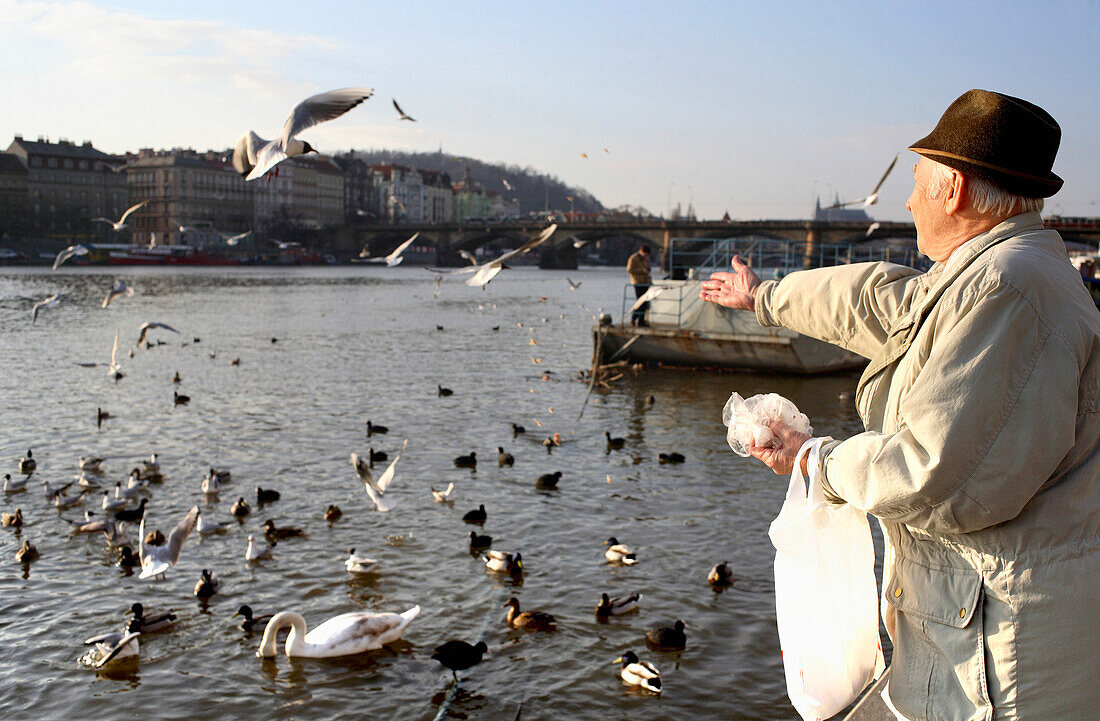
xmin=906 ymin=156 xmax=950 ymax=261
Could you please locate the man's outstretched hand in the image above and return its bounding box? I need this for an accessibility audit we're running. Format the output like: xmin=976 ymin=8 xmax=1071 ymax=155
xmin=699 ymin=255 xmax=761 ymax=311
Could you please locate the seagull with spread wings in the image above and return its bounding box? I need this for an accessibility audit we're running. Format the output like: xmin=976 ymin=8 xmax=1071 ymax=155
xmin=824 ymin=153 xmax=900 ymax=210
xmin=31 ymin=293 xmax=68 ymax=324
xmin=464 ymin=225 xmax=557 ymax=288
xmin=138 ymin=505 xmax=199 ymax=580
xmin=392 ymin=98 xmax=416 ymax=122
xmin=220 ymin=230 xmax=252 ymax=246
xmin=102 ymin=280 xmax=134 ymax=308
xmin=351 ymin=440 xmax=407 ymax=512
xmin=52 ymin=244 xmax=88 ymax=270
xmin=357 ymin=232 xmax=420 ymax=266
xmin=137 ymin=322 xmax=180 ymax=346
xmin=233 ymin=87 xmax=374 ymax=181
xmin=92 ymin=200 xmax=149 ymax=231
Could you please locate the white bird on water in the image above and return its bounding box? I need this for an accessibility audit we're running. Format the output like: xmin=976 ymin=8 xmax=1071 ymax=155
xmin=431 ymin=482 xmax=455 ymax=503
xmin=358 ymin=232 xmax=420 ymax=266
xmin=232 ymin=87 xmax=374 ymax=181
xmin=31 ymin=293 xmax=68 ymax=324
xmin=136 ymin=322 xmax=180 ymax=346
xmin=256 ymin=606 xmax=420 ymax=658
xmin=245 ymin=534 xmax=275 ymax=561
xmin=52 ymin=244 xmax=88 ymax=270
xmin=91 ymin=200 xmax=149 ymax=231
xmin=824 ymin=153 xmax=900 ymax=210
xmin=83 ymin=623 xmax=141 ymax=669
xmin=138 ymin=505 xmax=198 ymax=580
xmin=102 ymin=281 xmax=134 ymax=308
xmin=344 ymin=548 xmax=378 ymax=573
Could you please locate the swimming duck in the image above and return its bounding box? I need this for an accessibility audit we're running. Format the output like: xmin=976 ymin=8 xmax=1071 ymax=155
xmin=196 ymin=513 xmax=228 ymax=534
xmin=245 ymin=534 xmax=275 ymax=561
xmin=453 ymin=452 xmax=476 ymax=469
xmin=431 ymin=483 xmax=455 ymax=503
xmin=18 ymin=450 xmax=35 ymax=475
xmin=1 ymin=508 xmax=22 ymax=527
xmin=117 ymin=545 xmax=139 ymax=567
xmin=172 ymin=371 xmax=181 ymax=383
xmin=431 ymin=640 xmax=488 ymax=680
xmin=497 ymin=447 xmax=514 ymax=467
xmin=344 ymin=548 xmax=378 ymax=574
xmin=484 ymin=550 xmax=522 ymax=575
xmin=256 ymin=606 xmax=420 ymax=658
xmin=646 ymin=620 xmax=687 ymax=650
xmin=194 ymin=569 xmax=219 ymax=598
xmin=231 ymin=497 xmax=250 ymax=517
xmin=113 ymin=498 xmax=148 ymax=523
xmin=229 ymin=357 xmax=240 ymax=366
xmin=462 ymin=504 xmax=487 ymax=524
xmin=708 ymin=562 xmax=734 ymax=587
xmin=97 ymin=407 xmax=112 ymax=425
xmin=535 ymin=471 xmax=562 ymax=489
xmin=256 ymin=487 xmax=281 ymax=503
xmin=511 ymin=423 xmax=526 ymax=436
xmin=368 ymin=448 xmax=387 ymax=466
xmin=15 ymin=540 xmax=38 ymax=563
xmin=235 ymin=605 xmax=275 ymax=632
xmin=138 ymin=505 xmax=198 ymax=580
xmin=604 ymin=537 xmax=638 ymax=565
xmin=83 ymin=619 xmax=141 ymax=668
xmin=173 ymin=391 xmax=190 ymax=405
xmin=614 ymin=650 xmax=661 ymax=693
xmin=262 ymin=519 xmax=304 ymax=541
xmin=658 ymin=452 xmax=685 ymax=464
xmin=78 ymin=456 xmax=105 ymax=473
xmin=437 ymin=384 xmax=453 ymax=397
xmin=469 ymin=531 xmax=492 ymax=550
xmin=323 ymin=504 xmax=343 ymax=521
xmin=596 ymin=592 xmax=641 ymax=617
xmin=366 ymin=420 xmax=388 ymax=436
xmin=3 ymin=474 xmax=27 ymax=492
xmin=503 ymin=597 xmax=556 ymax=631
xmin=127 ymin=602 xmax=177 ymax=633
xmin=605 ymin=432 xmax=625 ymax=450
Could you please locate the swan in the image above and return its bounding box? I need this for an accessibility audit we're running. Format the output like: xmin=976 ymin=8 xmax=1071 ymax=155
xmin=256 ymin=605 xmax=420 ymax=658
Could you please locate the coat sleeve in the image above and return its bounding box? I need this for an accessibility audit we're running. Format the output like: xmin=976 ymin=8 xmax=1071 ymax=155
xmin=755 ymin=262 xmax=923 ymax=359
xmin=819 ymin=281 xmax=1079 ymax=534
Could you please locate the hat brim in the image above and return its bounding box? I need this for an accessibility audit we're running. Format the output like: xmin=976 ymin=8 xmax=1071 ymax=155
xmin=909 ymin=145 xmax=1063 ymax=198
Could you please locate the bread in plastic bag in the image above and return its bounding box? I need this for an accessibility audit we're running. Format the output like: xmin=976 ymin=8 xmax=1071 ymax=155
xmin=722 ymin=392 xmax=812 ymax=457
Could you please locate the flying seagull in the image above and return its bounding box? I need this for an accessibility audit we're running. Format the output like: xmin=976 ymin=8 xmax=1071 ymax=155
xmin=31 ymin=293 xmax=68 ymax=324
xmin=233 ymin=87 xmax=374 ymax=181
xmin=461 ymin=225 xmax=558 ymax=288
xmin=457 ymin=249 xmax=477 ymax=265
xmin=137 ymin=322 xmax=180 ymax=346
xmin=351 ymin=440 xmax=406 ymax=512
xmin=865 ymin=222 xmax=882 ymax=238
xmin=107 ymin=331 xmax=123 ymax=377
xmin=567 ymin=277 xmax=581 ymax=291
xmin=138 ymin=505 xmax=199 ymax=580
xmin=358 ymin=232 xmax=420 ymax=266
xmin=91 ymin=200 xmax=149 ymax=231
xmin=220 ymin=230 xmax=252 ymax=246
xmin=102 ymin=280 xmax=134 ymax=308
xmin=52 ymin=244 xmax=88 ymax=270
xmin=392 ymin=98 xmax=416 ymax=122
xmin=825 ymin=153 xmax=900 ymax=210
xmin=629 ymin=285 xmax=666 ymax=313
xmin=502 ymin=179 xmax=513 ymax=191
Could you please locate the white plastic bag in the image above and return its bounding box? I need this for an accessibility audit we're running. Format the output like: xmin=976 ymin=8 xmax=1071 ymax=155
xmin=769 ymin=438 xmax=884 ymax=721
xmin=722 ymin=392 xmax=813 ymax=457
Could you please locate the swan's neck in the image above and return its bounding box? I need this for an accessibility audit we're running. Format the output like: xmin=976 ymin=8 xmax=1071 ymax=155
xmin=257 ymin=612 xmax=307 ymax=657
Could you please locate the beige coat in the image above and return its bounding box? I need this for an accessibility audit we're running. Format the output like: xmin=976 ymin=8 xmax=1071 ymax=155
xmin=754 ymin=213 xmax=1100 ymax=720
xmin=627 ymin=250 xmax=651 ymax=284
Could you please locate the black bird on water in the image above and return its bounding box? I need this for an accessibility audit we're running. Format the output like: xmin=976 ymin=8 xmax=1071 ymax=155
xmin=369 ymin=448 xmax=387 ymax=466
xmin=438 ymin=384 xmax=454 ymax=397
xmin=366 ymin=420 xmax=388 ymax=436
xmin=536 ymin=471 xmax=562 ymax=489
xmin=97 ymin=407 xmax=111 ymax=425
xmin=173 ymin=391 xmax=190 ymax=405
xmin=468 ymin=531 xmax=492 ymax=550
xmin=234 ymin=604 xmax=275 ymax=632
xmin=453 ymin=452 xmax=476 ymax=469
xmin=605 ymin=432 xmax=625 ymax=450
xmin=462 ymin=504 xmax=487 ymax=524
xmin=256 ymin=487 xmax=281 ymax=504
xmin=511 ymin=423 xmax=525 ymax=436
xmin=497 ymin=447 xmax=514 ymax=467
xmin=431 ymin=640 xmax=488 ymax=681
xmin=646 ymin=620 xmax=687 ymax=650
xmin=658 ymin=452 xmax=685 ymax=464
xmin=114 ymin=498 xmax=147 ymax=523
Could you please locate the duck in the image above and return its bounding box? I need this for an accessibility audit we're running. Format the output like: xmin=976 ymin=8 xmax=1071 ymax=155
xmin=263 ymin=519 xmax=304 ymax=541
xmin=256 ymin=606 xmax=420 ymax=658
xmin=15 ymin=540 xmax=38 ymax=563
xmin=323 ymin=504 xmax=343 ymax=521
xmin=604 ymin=537 xmax=638 ymax=565
xmin=78 ymin=456 xmax=105 ymax=473
xmin=117 ymin=545 xmax=139 ymax=567
xmin=497 ymin=447 xmax=514 ymax=467
xmin=614 ymin=650 xmax=662 ymax=693
xmin=235 ymin=605 xmax=275 ymax=632
xmin=431 ymin=640 xmax=488 ymax=680
xmin=431 ymin=483 xmax=455 ymax=503
xmin=194 ymin=569 xmax=219 ymax=598
xmin=1 ymin=508 xmax=23 ymax=527
xmin=3 ymin=474 xmax=27 ymax=492
xmin=511 ymin=423 xmax=525 ymax=436
xmin=102 ymin=490 xmax=130 ymax=512
xmin=596 ymin=592 xmax=642 ymax=617
xmin=367 ymin=448 xmax=387 ymax=466
xmin=83 ymin=619 xmax=141 ymax=668
xmin=245 ymin=534 xmax=275 ymax=561
xmin=484 ymin=550 xmax=522 ymax=575
xmin=646 ymin=620 xmax=687 ymax=650
xmin=535 ymin=471 xmax=562 ymax=489
xmin=173 ymin=391 xmax=190 ymax=405
xmin=196 ymin=512 xmax=229 ymax=534
xmin=658 ymin=452 xmax=685 ymax=464
xmin=605 ymin=432 xmax=625 ymax=450
xmin=366 ymin=420 xmax=388 ymax=436
xmin=18 ymin=450 xmax=35 ymax=475
xmin=114 ymin=498 xmax=148 ymax=523
xmin=229 ymin=357 xmax=240 ymax=366
xmin=344 ymin=548 xmax=378 ymax=574
xmin=172 ymin=371 xmax=181 ymax=383
xmin=708 ymin=562 xmax=734 ymax=587
xmin=437 ymin=384 xmax=454 ymax=397
xmin=97 ymin=407 xmax=111 ymax=424
xmin=468 ymin=531 xmax=492 ymax=550
xmin=256 ymin=487 xmax=281 ymax=503
xmin=462 ymin=504 xmax=487 ymax=524
xmin=127 ymin=602 xmax=177 ymax=633
xmin=502 ymin=597 xmax=556 ymax=631
xmin=542 ymin=436 xmax=556 ymax=453
xmin=453 ymin=451 xmax=476 ymax=469
xmin=231 ymin=497 xmax=250 ymax=517
xmin=138 ymin=505 xmax=198 ymax=580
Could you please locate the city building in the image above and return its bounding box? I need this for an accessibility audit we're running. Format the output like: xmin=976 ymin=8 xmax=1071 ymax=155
xmin=334 ymin=153 xmax=379 ymax=222
xmin=370 ymin=164 xmax=424 ymax=224
xmin=812 ymin=196 xmax=872 ymax=223
xmin=418 ymin=169 xmax=454 ymax=224
xmin=452 ymin=169 xmax=492 ymax=221
xmin=0 ymin=152 xmax=29 ymax=238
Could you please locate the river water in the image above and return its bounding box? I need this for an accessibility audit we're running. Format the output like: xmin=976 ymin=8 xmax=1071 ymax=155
xmin=0 ymin=265 xmax=870 ymax=720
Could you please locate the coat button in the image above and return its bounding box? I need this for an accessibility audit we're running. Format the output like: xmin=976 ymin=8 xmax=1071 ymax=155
xmin=894 ymin=588 xmax=903 ymax=598
xmin=959 ymin=608 xmax=966 ymax=618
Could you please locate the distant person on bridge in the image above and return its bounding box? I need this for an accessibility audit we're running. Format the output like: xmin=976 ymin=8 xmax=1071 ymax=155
xmin=701 ymin=89 xmax=1100 ymax=720
xmin=626 ymin=245 xmax=652 ymax=326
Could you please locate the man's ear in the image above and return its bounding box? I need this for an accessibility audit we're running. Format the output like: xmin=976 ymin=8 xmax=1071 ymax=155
xmin=944 ymin=170 xmax=965 ymax=215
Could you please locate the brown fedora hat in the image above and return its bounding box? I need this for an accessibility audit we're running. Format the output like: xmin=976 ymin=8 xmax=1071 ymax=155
xmin=910 ymin=89 xmax=1062 ymax=198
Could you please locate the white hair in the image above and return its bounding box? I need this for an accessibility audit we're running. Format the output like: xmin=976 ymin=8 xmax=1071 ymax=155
xmin=924 ymin=161 xmax=1043 ymax=217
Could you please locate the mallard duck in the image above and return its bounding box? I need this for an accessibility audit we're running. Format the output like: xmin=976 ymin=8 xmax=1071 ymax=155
xmin=604 ymin=537 xmax=638 ymax=565
xmin=231 ymin=497 xmax=250 ymax=517
xmin=245 ymin=534 xmax=275 ymax=561
xmin=344 ymin=548 xmax=378 ymax=574
xmin=262 ymin=519 xmax=303 ymax=541
xmin=138 ymin=505 xmax=198 ymax=580
xmin=497 ymin=447 xmax=514 ymax=467
xmin=511 ymin=423 xmax=525 ymax=436
xmin=431 ymin=483 xmax=455 ymax=503
xmin=128 ymin=602 xmax=177 ymax=633
xmin=658 ymin=452 xmax=685 ymax=464
xmin=196 ymin=513 xmax=228 ymax=534
xmin=117 ymin=545 xmax=139 ymax=567
xmin=431 ymin=640 xmax=488 ymax=680
xmin=194 ymin=569 xmax=219 ymax=598
xmin=366 ymin=420 xmax=388 ymax=436
xmin=113 ymin=497 xmax=147 ymax=523
xmin=257 ymin=606 xmax=420 ymax=658
xmin=469 ymin=531 xmax=492 ymax=550
xmin=437 ymin=384 xmax=453 ymax=397
xmin=708 ymin=562 xmax=733 ymax=587
xmin=503 ymin=597 xmax=556 ymax=631
xmin=462 ymin=504 xmax=486 ymax=524
xmin=15 ymin=540 xmax=38 ymax=563
xmin=453 ymin=451 xmax=476 ymax=469
xmin=605 ymin=432 xmax=625 ymax=450
xmin=78 ymin=456 xmax=105 ymax=473
xmin=83 ymin=619 xmax=141 ymax=668
xmin=235 ymin=605 xmax=275 ymax=632
xmin=535 ymin=471 xmax=562 ymax=489
xmin=323 ymin=504 xmax=342 ymax=521
xmin=3 ymin=474 xmax=27 ymax=492
xmin=18 ymin=450 xmax=35 ymax=475
xmin=484 ymin=550 xmax=522 ymax=575
xmin=256 ymin=487 xmax=281 ymax=503
xmin=1 ymin=508 xmax=22 ymax=527
xmin=614 ymin=650 xmax=661 ymax=693
xmin=596 ymin=592 xmax=641 ymax=617
xmin=646 ymin=620 xmax=687 ymax=650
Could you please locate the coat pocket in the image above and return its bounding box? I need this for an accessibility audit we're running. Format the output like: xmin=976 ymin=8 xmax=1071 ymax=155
xmin=885 ymin=556 xmax=992 ymax=721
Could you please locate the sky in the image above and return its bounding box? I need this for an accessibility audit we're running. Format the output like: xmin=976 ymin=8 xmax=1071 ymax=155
xmin=1 ymin=0 xmax=1097 ymax=222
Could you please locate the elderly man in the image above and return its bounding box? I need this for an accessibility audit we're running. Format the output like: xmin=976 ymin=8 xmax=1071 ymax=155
xmin=702 ymin=90 xmax=1100 ymax=720
xmin=626 ymin=244 xmax=652 ymax=326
